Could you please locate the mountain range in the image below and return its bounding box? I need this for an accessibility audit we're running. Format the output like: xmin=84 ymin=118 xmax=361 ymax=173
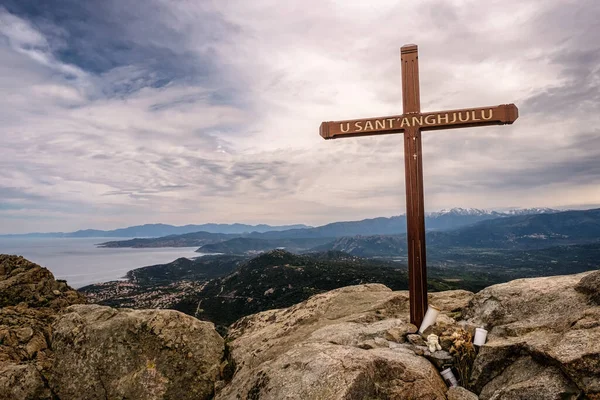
xmin=0 ymin=222 xmax=311 ymax=238
xmin=1 ymin=208 xmax=560 ymax=238
xmin=96 ymin=207 xmax=564 ymax=248
xmin=236 ymin=208 xmax=562 ymax=240
xmin=98 ymin=207 xmax=586 ymax=252
xmin=314 ymin=208 xmax=600 ymax=255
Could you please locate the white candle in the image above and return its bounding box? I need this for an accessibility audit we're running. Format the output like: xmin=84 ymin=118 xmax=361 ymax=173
xmin=418 ymin=304 xmax=441 ymax=333
xmin=473 ymin=327 xmax=488 ymax=346
xmin=440 ymin=368 xmax=459 ymax=388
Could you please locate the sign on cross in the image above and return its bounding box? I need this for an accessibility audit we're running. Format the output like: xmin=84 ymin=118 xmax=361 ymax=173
xmin=319 ymin=44 xmax=518 ymax=326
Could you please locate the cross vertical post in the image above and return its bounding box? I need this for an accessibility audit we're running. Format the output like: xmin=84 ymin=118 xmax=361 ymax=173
xmin=401 ymin=44 xmax=428 ymax=326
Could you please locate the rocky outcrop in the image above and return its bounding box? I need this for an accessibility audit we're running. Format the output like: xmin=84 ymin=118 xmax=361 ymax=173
xmin=0 ymin=255 xmax=86 ymax=400
xmin=2 ymin=253 xmax=599 ymax=400
xmin=465 ymin=271 xmax=600 ymax=399
xmin=51 ymin=305 xmax=225 ymax=400
xmin=218 ymin=271 xmax=600 ymax=399
xmin=0 ymin=254 xmax=85 ymax=309
xmin=575 ymin=269 xmax=600 ymax=304
xmin=0 ymin=255 xmax=227 ymax=400
xmin=216 ymin=284 xmax=474 ymax=399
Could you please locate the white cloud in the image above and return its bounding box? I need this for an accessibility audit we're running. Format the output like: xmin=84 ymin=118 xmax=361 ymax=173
xmin=0 ymin=0 xmax=599 ymax=233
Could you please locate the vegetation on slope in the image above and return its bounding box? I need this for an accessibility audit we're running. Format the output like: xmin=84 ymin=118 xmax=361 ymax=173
xmin=126 ymin=255 xmax=248 ymax=284
xmin=196 ymin=237 xmax=332 ymax=255
xmin=170 ymin=250 xmax=456 ymax=329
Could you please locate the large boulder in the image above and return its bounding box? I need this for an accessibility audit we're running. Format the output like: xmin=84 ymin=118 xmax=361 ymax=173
xmin=217 ymin=284 xmax=473 ymax=399
xmin=51 ymin=304 xmax=225 ymax=400
xmin=464 ymin=271 xmax=600 ymax=399
xmin=0 ymin=255 xmax=85 ymax=400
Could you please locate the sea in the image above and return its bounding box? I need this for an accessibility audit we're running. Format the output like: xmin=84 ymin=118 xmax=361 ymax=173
xmin=0 ymin=237 xmax=202 ymax=288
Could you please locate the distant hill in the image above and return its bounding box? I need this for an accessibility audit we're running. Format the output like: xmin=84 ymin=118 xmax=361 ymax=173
xmin=249 ymin=216 xmax=408 ymax=239
xmin=428 ymin=208 xmax=600 ymax=249
xmin=310 ymin=235 xmax=406 ymax=257
xmin=97 ymin=231 xmax=235 ymax=248
xmin=314 ymin=209 xmax=600 ymax=255
xmin=310 ymin=236 xmax=600 ymax=274
xmin=424 ymin=207 xmax=558 ymax=231
xmin=1 ymin=222 xmax=312 ymax=238
xmin=126 ymin=255 xmax=248 ymax=285
xmin=171 ymin=250 xmax=455 ymax=328
xmin=196 ymin=237 xmax=332 ymax=254
xmin=250 ymin=208 xmax=560 ymax=239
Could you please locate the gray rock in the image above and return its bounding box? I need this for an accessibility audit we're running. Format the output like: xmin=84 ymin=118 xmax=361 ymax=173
xmin=439 ymin=335 xmax=455 ymax=351
xmin=357 ymin=337 xmax=390 ymax=349
xmin=309 ymin=318 xmax=415 ymax=348
xmin=423 ymin=349 xmax=453 ymax=369
xmin=0 ymin=364 xmax=52 ymax=400
xmin=410 ymin=345 xmax=427 ymax=356
xmin=224 ymin=343 xmax=447 ymax=400
xmin=464 ymin=272 xmax=589 ymax=333
xmin=384 ymin=326 xmax=412 ymax=342
xmin=447 ymin=386 xmax=479 ymax=400
xmin=465 ymin=272 xmax=599 ymax=398
xmin=481 ymin=356 xmax=580 ymax=400
xmin=428 ymin=290 xmax=474 ymax=314
xmin=51 ymin=305 xmax=225 ymax=400
xmin=218 ymin=284 xmax=449 ymax=399
xmin=575 ymin=269 xmax=600 ymax=304
xmin=407 ymin=333 xmax=427 ymax=346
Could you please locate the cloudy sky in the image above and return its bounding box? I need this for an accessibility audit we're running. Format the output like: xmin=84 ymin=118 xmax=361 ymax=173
xmin=1 ymin=0 xmax=599 ymax=233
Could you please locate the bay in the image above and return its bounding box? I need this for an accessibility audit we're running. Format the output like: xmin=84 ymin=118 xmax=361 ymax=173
xmin=0 ymin=237 xmax=201 ymax=288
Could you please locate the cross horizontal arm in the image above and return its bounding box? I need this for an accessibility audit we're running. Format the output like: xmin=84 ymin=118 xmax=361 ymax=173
xmin=320 ymin=103 xmax=518 ymax=139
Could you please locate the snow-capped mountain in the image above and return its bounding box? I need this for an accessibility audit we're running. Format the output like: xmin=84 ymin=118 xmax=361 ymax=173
xmin=424 ymin=207 xmax=562 ymax=231
xmin=500 ymin=208 xmax=560 ymax=216
xmin=428 ymin=208 xmax=500 ymax=217
xmin=427 ymin=207 xmax=560 ymax=218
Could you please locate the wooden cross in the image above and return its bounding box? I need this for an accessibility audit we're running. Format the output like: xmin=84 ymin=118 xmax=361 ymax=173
xmin=319 ymin=44 xmax=518 ymax=326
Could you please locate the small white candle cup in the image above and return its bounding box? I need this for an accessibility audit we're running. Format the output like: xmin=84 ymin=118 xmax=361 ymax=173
xmin=418 ymin=304 xmax=441 ymax=334
xmin=440 ymin=368 xmax=459 ymax=388
xmin=473 ymin=327 xmax=488 ymax=346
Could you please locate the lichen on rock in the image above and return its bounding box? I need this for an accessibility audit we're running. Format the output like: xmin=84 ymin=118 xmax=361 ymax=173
xmin=50 ymin=305 xmax=225 ymax=400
